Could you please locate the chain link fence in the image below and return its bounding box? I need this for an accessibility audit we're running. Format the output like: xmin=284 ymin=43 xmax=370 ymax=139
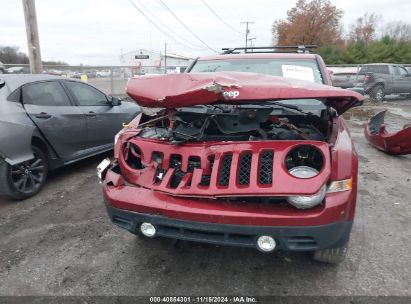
xmin=1 ymin=64 xmax=188 ymax=97
xmin=4 ymin=63 xmax=411 ymax=102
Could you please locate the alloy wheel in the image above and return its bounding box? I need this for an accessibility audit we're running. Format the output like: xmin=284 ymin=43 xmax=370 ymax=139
xmin=10 ymin=153 xmax=46 ymax=194
xmin=375 ymin=89 xmax=384 ymax=101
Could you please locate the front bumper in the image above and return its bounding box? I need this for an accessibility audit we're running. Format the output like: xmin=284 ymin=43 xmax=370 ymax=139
xmin=105 ymin=201 xmax=352 ymax=252
xmin=102 ymin=165 xmax=355 ymax=252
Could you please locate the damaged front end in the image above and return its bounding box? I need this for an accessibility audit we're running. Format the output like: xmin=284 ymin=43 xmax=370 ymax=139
xmin=102 ymin=72 xmax=362 ymax=208
xmin=113 ymin=106 xmax=332 ymax=209
xmin=364 ymin=110 xmax=411 ymax=155
xmin=99 ymin=72 xmax=362 ymax=256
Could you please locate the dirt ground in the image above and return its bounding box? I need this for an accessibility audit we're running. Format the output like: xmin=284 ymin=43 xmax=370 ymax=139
xmin=0 ymin=98 xmax=410 ymax=296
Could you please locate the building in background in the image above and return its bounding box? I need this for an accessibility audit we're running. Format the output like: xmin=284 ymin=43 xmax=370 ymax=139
xmin=119 ymin=49 xmax=193 ymax=75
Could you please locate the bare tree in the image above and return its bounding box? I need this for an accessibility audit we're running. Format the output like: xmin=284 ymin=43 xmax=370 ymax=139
xmin=348 ymin=13 xmax=378 ymax=44
xmin=382 ymin=21 xmax=411 ymax=42
xmin=0 ymin=46 xmax=29 ymax=64
xmin=272 ymin=0 xmax=344 ymax=46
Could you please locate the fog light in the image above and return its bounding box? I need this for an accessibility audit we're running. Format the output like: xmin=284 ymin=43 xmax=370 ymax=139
xmin=257 ymin=236 xmax=276 ymax=252
xmin=140 ymin=223 xmax=156 ymax=237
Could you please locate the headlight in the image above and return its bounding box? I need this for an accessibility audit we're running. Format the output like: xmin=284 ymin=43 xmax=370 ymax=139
xmin=287 ymin=185 xmax=326 ymax=209
xmin=289 ymin=166 xmax=319 ymax=178
xmin=287 ymin=166 xmax=325 ymax=208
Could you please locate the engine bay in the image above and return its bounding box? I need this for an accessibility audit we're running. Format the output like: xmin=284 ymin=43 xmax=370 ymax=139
xmin=137 ymin=103 xmax=331 ymax=144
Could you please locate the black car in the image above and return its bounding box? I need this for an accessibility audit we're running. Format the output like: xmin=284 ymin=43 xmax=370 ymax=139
xmin=0 ymin=74 xmax=140 ymax=199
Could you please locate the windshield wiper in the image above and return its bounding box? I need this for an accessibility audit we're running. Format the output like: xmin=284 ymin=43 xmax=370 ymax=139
xmin=266 ymin=101 xmax=309 ymax=115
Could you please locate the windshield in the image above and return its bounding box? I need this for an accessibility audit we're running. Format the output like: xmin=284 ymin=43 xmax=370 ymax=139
xmin=190 ymin=58 xmax=324 ymax=84
xmin=359 ymin=65 xmax=389 ymax=75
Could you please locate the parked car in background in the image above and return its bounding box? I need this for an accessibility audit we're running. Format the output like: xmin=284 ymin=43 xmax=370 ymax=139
xmin=99 ymin=47 xmax=363 ymax=264
xmin=72 ymin=70 xmax=97 ymax=79
xmin=6 ymin=66 xmax=30 ymax=74
xmin=96 ymin=70 xmax=111 ymax=77
xmin=44 ymin=69 xmax=64 ymax=76
xmin=0 ymin=61 xmax=5 ymax=74
xmin=330 ymin=67 xmax=360 ymax=89
xmin=0 ymin=74 xmax=140 ymax=200
xmin=350 ymin=63 xmax=411 ymax=101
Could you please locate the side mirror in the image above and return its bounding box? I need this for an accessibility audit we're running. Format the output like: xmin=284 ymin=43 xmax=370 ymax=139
xmin=109 ymin=96 xmax=121 ymax=106
xmin=328 ymin=108 xmax=337 ymax=118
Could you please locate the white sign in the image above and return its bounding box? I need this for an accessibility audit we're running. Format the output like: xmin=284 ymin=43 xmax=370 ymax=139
xmin=281 ymin=65 xmax=315 ymax=83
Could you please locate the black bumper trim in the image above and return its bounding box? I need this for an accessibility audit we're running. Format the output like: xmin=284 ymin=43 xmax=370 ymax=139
xmin=105 ymin=202 xmax=352 ymax=252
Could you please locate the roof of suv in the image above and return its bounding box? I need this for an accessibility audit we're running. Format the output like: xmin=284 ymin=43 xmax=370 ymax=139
xmin=197 ymin=53 xmax=317 ymax=61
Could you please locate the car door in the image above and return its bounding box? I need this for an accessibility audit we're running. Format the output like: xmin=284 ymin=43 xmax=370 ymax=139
xmin=391 ymin=66 xmax=404 ymax=93
xmin=62 ymin=80 xmax=126 ymax=149
xmin=397 ymin=66 xmax=411 ymax=93
xmin=22 ymin=80 xmax=88 ymax=160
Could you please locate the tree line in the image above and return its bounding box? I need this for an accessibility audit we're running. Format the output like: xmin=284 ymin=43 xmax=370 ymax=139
xmin=272 ymin=0 xmax=411 ymax=64
xmin=0 ymin=46 xmax=67 ymax=65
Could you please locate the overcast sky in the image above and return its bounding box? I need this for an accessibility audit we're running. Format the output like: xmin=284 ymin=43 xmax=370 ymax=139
xmin=1 ymin=0 xmax=410 ymax=65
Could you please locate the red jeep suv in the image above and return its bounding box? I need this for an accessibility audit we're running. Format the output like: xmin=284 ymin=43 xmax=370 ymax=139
xmin=98 ymin=47 xmax=363 ymax=264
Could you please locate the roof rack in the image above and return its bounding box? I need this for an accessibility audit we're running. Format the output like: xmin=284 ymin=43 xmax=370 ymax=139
xmin=221 ymin=45 xmax=318 ymax=55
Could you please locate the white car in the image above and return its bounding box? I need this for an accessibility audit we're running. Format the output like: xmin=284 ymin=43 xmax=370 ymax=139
xmin=96 ymin=70 xmax=111 ymax=77
xmin=6 ymin=66 xmax=30 ymax=74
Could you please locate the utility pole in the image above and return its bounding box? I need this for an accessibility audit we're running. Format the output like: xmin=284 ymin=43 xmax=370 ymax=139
xmin=241 ymin=21 xmax=254 ymax=49
xmin=22 ymin=0 xmax=43 ymax=74
xmin=164 ymin=43 xmax=167 ymax=74
xmin=248 ymin=37 xmax=256 ymax=48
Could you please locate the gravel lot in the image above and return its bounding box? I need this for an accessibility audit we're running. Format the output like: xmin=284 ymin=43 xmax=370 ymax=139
xmin=0 ymin=99 xmax=410 ymax=296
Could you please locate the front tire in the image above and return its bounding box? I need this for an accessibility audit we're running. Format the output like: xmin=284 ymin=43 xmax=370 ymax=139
xmin=369 ymin=85 xmax=385 ymax=102
xmin=313 ymin=240 xmax=349 ymax=264
xmin=0 ymin=146 xmax=48 ymax=200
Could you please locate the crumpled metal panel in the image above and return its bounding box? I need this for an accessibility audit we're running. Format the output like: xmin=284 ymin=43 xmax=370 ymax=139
xmin=364 ymin=110 xmax=411 ymax=155
xmin=126 ymin=72 xmax=364 ymax=114
xmin=118 ymin=138 xmax=331 ymax=197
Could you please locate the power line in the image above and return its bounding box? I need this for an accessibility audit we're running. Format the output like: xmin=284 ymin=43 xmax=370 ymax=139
xmin=134 ymin=0 xmax=205 ymax=50
xmin=158 ymin=0 xmax=218 ymax=53
xmin=127 ymin=0 xmax=205 ymax=51
xmin=200 ymin=0 xmax=242 ymax=35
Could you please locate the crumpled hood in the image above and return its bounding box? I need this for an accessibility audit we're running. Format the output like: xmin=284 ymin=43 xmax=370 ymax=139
xmin=127 ymin=72 xmax=364 ymax=115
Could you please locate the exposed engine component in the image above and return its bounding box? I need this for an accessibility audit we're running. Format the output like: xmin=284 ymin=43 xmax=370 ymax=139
xmin=137 ymin=104 xmax=328 ymax=144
